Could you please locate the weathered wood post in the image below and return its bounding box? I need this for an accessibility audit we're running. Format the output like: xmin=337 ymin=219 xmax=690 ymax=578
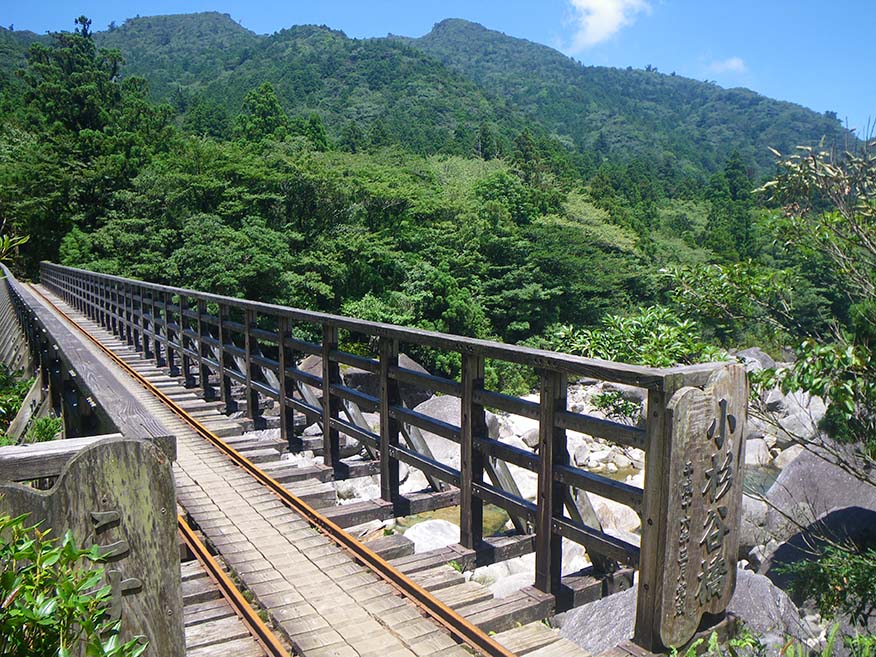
xmin=460 ymin=352 xmax=486 ymax=549
xmin=196 ymin=299 xmax=215 ymax=400
xmin=0 ymin=437 xmax=185 ymax=656
xmin=379 ymin=335 xmax=400 ymax=501
xmin=163 ymin=292 xmax=177 ymax=375
xmin=217 ymin=304 xmax=236 ymax=412
xmin=243 ymin=308 xmax=264 ymax=428
xmin=277 ymin=317 xmax=297 ymax=450
xmin=635 ymin=363 xmax=747 ymax=650
xmin=534 ymin=369 xmax=568 ymax=596
xmin=322 ymin=325 xmax=342 ymax=471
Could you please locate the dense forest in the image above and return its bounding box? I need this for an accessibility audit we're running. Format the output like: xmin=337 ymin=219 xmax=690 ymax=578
xmin=0 ymin=13 xmax=863 ymax=388
xmin=0 ymin=14 xmax=850 ymax=366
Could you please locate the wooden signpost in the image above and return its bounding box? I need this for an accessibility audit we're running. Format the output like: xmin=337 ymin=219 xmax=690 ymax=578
xmin=656 ymin=364 xmax=747 ymax=648
xmin=0 ymin=437 xmax=185 ymax=656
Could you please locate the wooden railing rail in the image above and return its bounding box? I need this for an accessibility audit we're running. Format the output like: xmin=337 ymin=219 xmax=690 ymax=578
xmin=2 ymin=264 xmax=175 ymax=455
xmin=39 ymin=261 xmax=746 ymax=651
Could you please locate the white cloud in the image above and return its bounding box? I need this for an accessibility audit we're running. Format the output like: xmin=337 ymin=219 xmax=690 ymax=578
xmin=567 ymin=0 xmax=651 ymax=51
xmin=708 ymin=56 xmax=747 ymax=74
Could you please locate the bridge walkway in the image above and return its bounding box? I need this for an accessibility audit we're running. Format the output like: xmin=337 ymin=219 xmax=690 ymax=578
xmin=29 ymin=284 xmax=472 ymax=657
xmin=30 ymin=284 xmax=595 ymax=657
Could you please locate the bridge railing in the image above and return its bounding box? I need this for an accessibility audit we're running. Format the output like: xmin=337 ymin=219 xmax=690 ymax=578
xmin=40 ymin=261 xmax=746 ymax=650
xmin=2 ymin=264 xmax=184 ymax=655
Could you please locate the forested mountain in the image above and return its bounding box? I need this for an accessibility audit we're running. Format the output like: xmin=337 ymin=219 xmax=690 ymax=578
xmin=0 ymin=13 xmax=853 ymax=175
xmin=90 ymin=14 xmax=522 ymax=154
xmin=403 ymin=19 xmax=851 ymax=176
xmin=0 ymin=13 xmax=854 ymax=389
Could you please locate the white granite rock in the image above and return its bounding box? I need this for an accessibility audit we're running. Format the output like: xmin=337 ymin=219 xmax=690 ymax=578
xmin=403 ymin=519 xmax=460 ymax=553
xmin=745 ymin=438 xmax=773 ymax=466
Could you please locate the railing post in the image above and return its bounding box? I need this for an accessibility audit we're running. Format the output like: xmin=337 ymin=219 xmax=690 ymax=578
xmin=108 ymin=280 xmax=117 ymax=336
xmin=321 ymin=325 xmax=341 ymax=470
xmin=534 ymin=369 xmax=567 ymax=596
xmin=197 ymin=299 xmax=214 ymax=400
xmin=125 ymin=283 xmax=134 ymax=346
xmin=124 ymin=283 xmax=133 ymax=345
xmin=277 ymin=317 xmax=297 ymax=450
xmin=217 ymin=305 xmax=235 ymax=412
xmin=105 ymin=279 xmax=113 ymax=334
xmin=163 ymin=292 xmax=176 ymax=375
xmin=460 ymin=353 xmax=486 ymax=549
xmin=149 ymin=289 xmax=161 ymax=364
xmin=180 ymin=297 xmax=194 ymax=387
xmin=379 ymin=336 xmax=400 ymax=502
xmin=96 ymin=276 xmax=105 ymax=328
xmin=634 ymin=383 xmax=675 ymax=651
xmin=108 ymin=281 xmax=116 ymax=336
xmin=141 ymin=287 xmax=153 ymax=359
xmin=244 ymin=308 xmax=263 ymax=428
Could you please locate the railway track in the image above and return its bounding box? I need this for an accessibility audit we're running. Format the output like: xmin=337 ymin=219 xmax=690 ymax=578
xmin=179 ymin=515 xmax=292 ymax=657
xmin=29 ymin=282 xmax=517 ymax=657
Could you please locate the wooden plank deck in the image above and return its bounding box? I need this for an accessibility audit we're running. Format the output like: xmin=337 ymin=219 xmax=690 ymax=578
xmin=32 ymin=287 xmax=474 ymax=657
xmin=181 ymin=558 xmax=267 ymax=657
xmin=28 ymin=284 xmax=597 ymax=657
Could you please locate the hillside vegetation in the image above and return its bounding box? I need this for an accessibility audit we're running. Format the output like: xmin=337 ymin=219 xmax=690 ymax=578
xmin=0 ymin=15 xmax=855 ymax=386
xmin=404 ymin=19 xmax=852 ymax=176
xmin=0 ymin=13 xmax=853 ymax=177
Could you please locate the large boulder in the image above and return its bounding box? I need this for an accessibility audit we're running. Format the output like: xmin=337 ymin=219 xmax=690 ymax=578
xmin=764 ymin=451 xmax=876 ymax=546
xmin=558 ymin=569 xmax=810 ymax=655
xmin=335 ymin=475 xmax=379 ymax=504
xmin=745 ymin=438 xmax=772 ymax=466
xmin=727 ymin=569 xmax=811 ymax=649
xmin=739 ymin=493 xmax=769 ymax=559
xmin=299 ymin=353 xmax=434 ymax=409
xmin=558 ymin=586 xmax=636 ymax=654
xmin=772 ymin=444 xmax=805 ymax=470
xmin=584 ymin=492 xmax=641 ymax=534
xmin=763 ymin=506 xmax=876 ymax=595
xmin=737 ymin=347 xmax=777 ymax=372
xmin=601 ymin=382 xmax=647 ymax=404
xmin=774 ymin=392 xmax=827 ymax=447
xmin=344 ymin=353 xmax=434 ymax=409
xmin=410 ymin=395 xmax=500 ymax=471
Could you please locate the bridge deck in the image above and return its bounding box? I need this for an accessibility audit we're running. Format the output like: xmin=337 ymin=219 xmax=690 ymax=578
xmin=30 ymin=285 xmax=469 ymax=657
xmin=31 ymin=284 xmax=595 ymax=657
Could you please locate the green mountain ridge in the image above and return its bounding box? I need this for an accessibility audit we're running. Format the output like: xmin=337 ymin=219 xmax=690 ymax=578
xmin=403 ymin=18 xmax=851 ymax=175
xmin=92 ymin=13 xmax=523 ymax=154
xmin=0 ymin=12 xmax=854 ymax=176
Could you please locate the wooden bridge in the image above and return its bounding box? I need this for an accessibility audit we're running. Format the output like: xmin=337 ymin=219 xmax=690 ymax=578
xmin=0 ymin=262 xmax=747 ymax=656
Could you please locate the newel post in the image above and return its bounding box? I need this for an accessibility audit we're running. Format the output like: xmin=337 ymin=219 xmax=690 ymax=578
xmin=635 ymin=364 xmax=747 ymax=651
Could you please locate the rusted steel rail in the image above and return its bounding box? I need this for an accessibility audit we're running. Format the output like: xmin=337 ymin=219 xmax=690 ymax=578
xmin=178 ymin=515 xmax=293 ymax=657
xmin=28 ymin=281 xmax=519 ymax=657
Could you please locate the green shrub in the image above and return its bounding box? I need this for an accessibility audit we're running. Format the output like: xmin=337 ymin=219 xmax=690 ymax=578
xmin=781 ymin=544 xmax=876 ymax=626
xmin=25 ymin=416 xmax=63 ymax=443
xmin=548 ymin=305 xmax=726 ymax=368
xmin=0 ymin=511 xmax=147 ymax=657
xmin=847 ymin=633 xmax=876 ymax=657
xmin=591 ymin=391 xmax=641 ymax=423
xmin=0 ymin=365 xmax=33 ymax=434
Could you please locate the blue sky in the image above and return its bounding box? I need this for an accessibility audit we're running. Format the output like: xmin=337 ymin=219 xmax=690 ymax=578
xmin=6 ymin=1 xmax=874 ymax=136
